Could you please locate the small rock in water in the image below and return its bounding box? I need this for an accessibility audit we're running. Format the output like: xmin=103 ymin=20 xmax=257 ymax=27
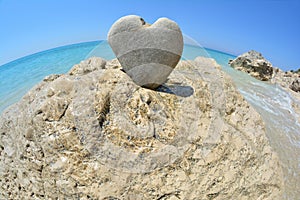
xmin=107 ymin=15 xmax=183 ymax=89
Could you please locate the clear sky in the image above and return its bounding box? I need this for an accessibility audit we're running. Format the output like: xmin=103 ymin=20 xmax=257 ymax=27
xmin=0 ymin=0 xmax=299 ymax=70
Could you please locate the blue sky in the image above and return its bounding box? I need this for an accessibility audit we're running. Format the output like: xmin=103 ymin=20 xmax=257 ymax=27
xmin=0 ymin=0 xmax=299 ymax=70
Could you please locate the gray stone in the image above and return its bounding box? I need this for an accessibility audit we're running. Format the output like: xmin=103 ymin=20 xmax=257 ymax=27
xmin=108 ymin=15 xmax=183 ymax=89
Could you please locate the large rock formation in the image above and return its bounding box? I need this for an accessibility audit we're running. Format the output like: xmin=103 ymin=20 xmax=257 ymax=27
xmin=108 ymin=15 xmax=183 ymax=89
xmin=0 ymin=57 xmax=283 ymax=199
xmin=229 ymin=50 xmax=273 ymax=81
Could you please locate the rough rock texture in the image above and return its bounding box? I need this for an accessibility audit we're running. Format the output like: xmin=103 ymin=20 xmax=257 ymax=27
xmin=68 ymin=57 xmax=106 ymax=75
xmin=0 ymin=57 xmax=284 ymax=199
xmin=229 ymin=50 xmax=273 ymax=81
xmin=271 ymin=67 xmax=300 ymax=93
xmin=290 ymin=79 xmax=300 ymax=92
xmin=108 ymin=15 xmax=183 ymax=89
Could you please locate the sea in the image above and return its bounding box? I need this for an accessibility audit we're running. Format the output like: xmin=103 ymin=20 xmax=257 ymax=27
xmin=0 ymin=40 xmax=299 ymax=199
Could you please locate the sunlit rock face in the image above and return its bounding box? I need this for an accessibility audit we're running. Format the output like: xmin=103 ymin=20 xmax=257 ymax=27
xmin=108 ymin=15 xmax=183 ymax=89
xmin=0 ymin=57 xmax=284 ymax=199
xmin=272 ymin=68 xmax=300 ymax=93
xmin=229 ymin=50 xmax=273 ymax=81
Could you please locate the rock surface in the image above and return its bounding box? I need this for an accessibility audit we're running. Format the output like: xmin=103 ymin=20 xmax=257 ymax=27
xmin=229 ymin=50 xmax=273 ymax=81
xmin=290 ymin=79 xmax=300 ymax=92
xmin=0 ymin=57 xmax=284 ymax=199
xmin=108 ymin=15 xmax=183 ymax=89
xmin=271 ymin=67 xmax=300 ymax=93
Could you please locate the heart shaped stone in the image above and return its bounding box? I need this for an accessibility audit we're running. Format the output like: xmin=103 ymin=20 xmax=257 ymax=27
xmin=108 ymin=15 xmax=183 ymax=89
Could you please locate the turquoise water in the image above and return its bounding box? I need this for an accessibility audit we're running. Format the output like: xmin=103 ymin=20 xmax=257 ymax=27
xmin=0 ymin=41 xmax=299 ymax=199
xmin=0 ymin=41 xmax=235 ymax=113
xmin=0 ymin=41 xmax=100 ymax=112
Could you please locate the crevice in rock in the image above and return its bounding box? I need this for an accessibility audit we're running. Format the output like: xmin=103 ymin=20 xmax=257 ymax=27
xmin=207 ymin=192 xmax=219 ymax=199
xmin=44 ymin=103 xmax=69 ymax=122
xmin=58 ymin=103 xmax=69 ymax=121
xmin=35 ymin=109 xmax=43 ymax=115
xmin=157 ymin=191 xmax=180 ymax=200
xmin=102 ymin=196 xmax=120 ymax=200
xmin=97 ymin=95 xmax=111 ymax=128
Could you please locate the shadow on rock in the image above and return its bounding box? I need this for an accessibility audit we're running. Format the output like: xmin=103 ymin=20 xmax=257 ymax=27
xmin=156 ymin=84 xmax=194 ymax=97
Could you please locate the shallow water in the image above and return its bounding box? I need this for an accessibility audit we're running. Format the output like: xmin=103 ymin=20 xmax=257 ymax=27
xmin=222 ymin=66 xmax=300 ymax=199
xmin=0 ymin=41 xmax=299 ymax=199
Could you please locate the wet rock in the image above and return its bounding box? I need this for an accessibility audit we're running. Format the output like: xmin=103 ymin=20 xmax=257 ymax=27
xmin=108 ymin=15 xmax=183 ymax=89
